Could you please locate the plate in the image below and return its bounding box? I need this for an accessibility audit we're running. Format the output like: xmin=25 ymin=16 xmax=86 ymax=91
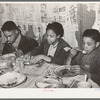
xmin=54 ymin=66 xmax=77 ymax=77
xmin=0 ymin=72 xmax=27 ymax=88
xmin=35 ymin=76 xmax=63 ymax=88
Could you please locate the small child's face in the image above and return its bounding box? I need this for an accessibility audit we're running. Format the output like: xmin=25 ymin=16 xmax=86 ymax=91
xmin=83 ymin=37 xmax=99 ymax=54
xmin=46 ymin=29 xmax=59 ymax=45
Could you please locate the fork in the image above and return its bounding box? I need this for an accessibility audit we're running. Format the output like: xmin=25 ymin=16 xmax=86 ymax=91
xmin=69 ymin=79 xmax=76 ymax=88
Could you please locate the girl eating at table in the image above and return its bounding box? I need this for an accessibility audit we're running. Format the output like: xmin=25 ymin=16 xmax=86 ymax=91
xmin=25 ymin=22 xmax=70 ymax=65
xmin=66 ymin=29 xmax=100 ymax=86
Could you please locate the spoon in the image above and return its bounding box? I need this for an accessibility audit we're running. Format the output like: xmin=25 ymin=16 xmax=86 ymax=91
xmin=69 ymin=79 xmax=76 ymax=88
xmin=70 ymin=47 xmax=87 ymax=54
xmin=84 ymin=74 xmax=87 ymax=82
xmin=74 ymin=49 xmax=87 ymax=54
xmin=64 ymin=47 xmax=87 ymax=54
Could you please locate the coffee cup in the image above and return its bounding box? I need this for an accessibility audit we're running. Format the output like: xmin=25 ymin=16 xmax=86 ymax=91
xmin=77 ymin=81 xmax=92 ymax=88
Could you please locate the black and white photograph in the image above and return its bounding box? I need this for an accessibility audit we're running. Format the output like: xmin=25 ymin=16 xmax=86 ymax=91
xmin=0 ymin=1 xmax=100 ymax=98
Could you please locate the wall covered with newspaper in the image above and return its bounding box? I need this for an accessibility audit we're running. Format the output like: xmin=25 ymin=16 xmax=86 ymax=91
xmin=0 ymin=2 xmax=99 ymax=48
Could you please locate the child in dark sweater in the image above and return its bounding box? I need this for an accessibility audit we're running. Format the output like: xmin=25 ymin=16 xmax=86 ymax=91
xmin=25 ymin=22 xmax=70 ymax=65
xmin=66 ymin=29 xmax=100 ymax=86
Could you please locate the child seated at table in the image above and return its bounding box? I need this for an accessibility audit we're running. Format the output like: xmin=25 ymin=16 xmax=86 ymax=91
xmin=66 ymin=29 xmax=100 ymax=86
xmin=25 ymin=22 xmax=71 ymax=65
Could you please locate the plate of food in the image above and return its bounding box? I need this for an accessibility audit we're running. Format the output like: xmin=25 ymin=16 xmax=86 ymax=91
xmin=35 ymin=76 xmax=63 ymax=88
xmin=53 ymin=66 xmax=77 ymax=77
xmin=0 ymin=71 xmax=27 ymax=88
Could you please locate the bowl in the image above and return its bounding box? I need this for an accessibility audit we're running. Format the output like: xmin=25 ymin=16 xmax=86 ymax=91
xmin=77 ymin=81 xmax=92 ymax=88
xmin=45 ymin=83 xmax=68 ymax=88
xmin=54 ymin=66 xmax=77 ymax=77
xmin=1 ymin=53 xmax=16 ymax=60
xmin=35 ymin=76 xmax=63 ymax=88
xmin=0 ymin=60 xmax=13 ymax=69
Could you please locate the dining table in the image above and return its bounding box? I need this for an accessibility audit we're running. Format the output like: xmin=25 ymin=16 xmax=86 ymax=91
xmin=0 ymin=55 xmax=99 ymax=88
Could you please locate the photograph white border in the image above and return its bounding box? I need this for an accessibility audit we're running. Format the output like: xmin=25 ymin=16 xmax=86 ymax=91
xmin=0 ymin=1 xmax=100 ymax=98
